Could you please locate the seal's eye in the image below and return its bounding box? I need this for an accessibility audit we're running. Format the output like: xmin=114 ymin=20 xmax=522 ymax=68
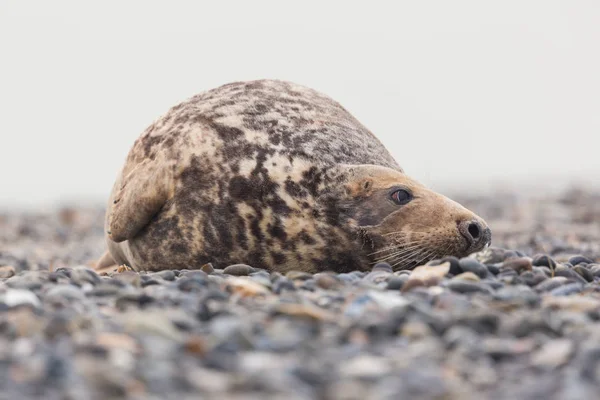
xmin=390 ymin=189 xmax=412 ymax=205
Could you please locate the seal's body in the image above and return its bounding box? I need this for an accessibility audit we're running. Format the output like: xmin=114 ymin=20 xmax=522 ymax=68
xmin=98 ymin=80 xmax=491 ymax=272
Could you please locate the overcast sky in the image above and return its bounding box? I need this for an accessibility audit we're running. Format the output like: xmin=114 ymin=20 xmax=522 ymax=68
xmin=1 ymin=1 xmax=599 ymax=209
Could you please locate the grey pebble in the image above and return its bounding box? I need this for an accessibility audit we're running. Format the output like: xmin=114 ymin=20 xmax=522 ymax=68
xmin=550 ymin=282 xmax=584 ymax=296
xmin=446 ymin=280 xmax=494 ymax=295
xmin=155 ymin=270 xmax=176 ymax=281
xmin=458 ymin=258 xmax=488 ymax=278
xmin=535 ymin=277 xmax=569 ymax=292
xmin=532 ymin=254 xmax=557 ymax=269
xmin=223 ymin=264 xmax=255 ymax=276
xmin=45 ymin=284 xmax=86 ymax=302
xmin=569 ymin=255 xmax=595 ymax=265
xmin=573 ymin=265 xmax=594 ymax=282
xmin=386 ymin=276 xmax=407 ymax=291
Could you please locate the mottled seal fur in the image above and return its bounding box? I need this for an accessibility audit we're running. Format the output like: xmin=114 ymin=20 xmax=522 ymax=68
xmin=96 ymin=79 xmax=491 ymax=273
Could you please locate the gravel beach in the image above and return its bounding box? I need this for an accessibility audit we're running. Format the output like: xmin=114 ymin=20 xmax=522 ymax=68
xmin=1 ymin=187 xmax=600 ymax=400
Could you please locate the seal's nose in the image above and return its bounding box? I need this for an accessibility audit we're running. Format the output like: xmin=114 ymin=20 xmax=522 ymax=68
xmin=459 ymin=219 xmax=492 ymax=249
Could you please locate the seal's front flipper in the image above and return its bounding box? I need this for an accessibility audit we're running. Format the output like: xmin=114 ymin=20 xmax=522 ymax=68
xmin=107 ymin=159 xmax=175 ymax=243
xmin=93 ymin=250 xmax=119 ymax=274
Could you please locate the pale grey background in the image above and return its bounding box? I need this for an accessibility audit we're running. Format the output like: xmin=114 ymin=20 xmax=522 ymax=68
xmin=1 ymin=0 xmax=598 ymax=209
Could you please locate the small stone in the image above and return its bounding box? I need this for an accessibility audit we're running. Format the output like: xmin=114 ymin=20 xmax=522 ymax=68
xmin=372 ymin=262 xmax=393 ymax=272
xmin=400 ymin=320 xmax=432 ymax=340
xmin=446 ymin=280 xmax=493 ymax=295
xmin=476 ymin=247 xmax=509 ymax=264
xmin=314 ymin=273 xmax=342 ymax=290
xmin=140 ymin=278 xmax=161 ymax=287
xmin=543 ymin=296 xmax=600 ymax=312
xmin=502 ymin=257 xmax=532 ymax=274
xmin=121 ymin=311 xmax=183 ymax=341
xmin=155 ymin=270 xmax=176 ymax=281
xmin=362 ymin=268 xmax=392 ymax=285
xmin=520 ymin=271 xmax=547 ymax=287
xmin=201 ymin=263 xmax=215 ymax=274
xmin=45 ymin=284 xmax=86 ymax=302
xmin=272 ymin=277 xmax=296 ymax=294
xmin=386 ymin=276 xmax=407 ymax=291
xmin=483 ymin=337 xmax=534 ymax=359
xmin=113 ymin=271 xmax=141 ymax=287
xmin=550 ymin=282 xmax=583 ymax=296
xmin=70 ymin=267 xmax=101 ymax=286
xmin=569 ymin=255 xmax=595 ymax=265
xmin=223 ymin=264 xmax=254 ymax=276
xmin=339 ymin=355 xmax=391 ymax=378
xmin=274 ymin=303 xmax=334 ymax=321
xmin=493 ymin=285 xmax=539 ymax=304
xmin=531 ymin=339 xmax=574 ymax=368
xmin=486 ymin=264 xmax=501 ymax=275
xmin=451 ymin=272 xmax=481 ymax=282
xmin=0 ymin=289 xmax=41 ymax=308
xmin=438 ymin=256 xmax=461 ymax=275
xmin=184 ymin=336 xmax=207 ymax=356
xmin=44 ymin=312 xmax=76 ymax=338
xmin=225 ymin=277 xmax=270 ymax=297
xmin=573 ymin=265 xmax=594 ymax=282
xmin=5 ymin=271 xmax=46 ymax=290
xmin=553 ymin=267 xmax=587 ymax=284
xmin=96 ymin=332 xmax=138 ymax=353
xmin=177 ymin=277 xmax=208 ymax=292
xmin=0 ymin=265 xmax=16 ymax=279
xmin=407 ymin=262 xmax=450 ymax=288
xmin=534 ymin=277 xmax=569 ymax=292
xmin=285 ymin=270 xmax=313 ymax=281
xmin=458 ymin=258 xmax=488 ymax=278
xmin=532 ymin=254 xmax=557 ymax=269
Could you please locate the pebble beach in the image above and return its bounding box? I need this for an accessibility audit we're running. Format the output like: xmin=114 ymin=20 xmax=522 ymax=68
xmin=1 ymin=187 xmax=600 ymax=400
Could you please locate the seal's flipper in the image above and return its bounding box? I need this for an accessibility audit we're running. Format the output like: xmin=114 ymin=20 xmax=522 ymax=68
xmin=107 ymin=159 xmax=174 ymax=242
xmin=95 ymin=250 xmax=116 ymax=269
xmin=93 ymin=251 xmax=119 ymax=274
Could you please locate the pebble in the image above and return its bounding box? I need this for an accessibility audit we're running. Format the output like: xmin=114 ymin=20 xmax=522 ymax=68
xmin=314 ymin=273 xmax=342 ymax=290
xmin=550 ymin=282 xmax=584 ymax=296
xmin=501 ymin=257 xmax=532 ymax=274
xmin=458 ymin=258 xmax=488 ymax=278
xmin=446 ymin=280 xmax=493 ymax=295
xmin=532 ymin=254 xmax=557 ymax=269
xmin=285 ymin=270 xmax=313 ymax=281
xmin=573 ymin=265 xmax=594 ymax=282
xmin=223 ymin=264 xmax=254 ymax=276
xmin=535 ymin=276 xmax=569 ymax=292
xmin=113 ymin=271 xmax=142 ymax=287
xmin=0 ymin=265 xmax=16 ymax=278
xmin=45 ymin=284 xmax=86 ymax=302
xmin=451 ymin=271 xmax=481 ymax=282
xmin=569 ymin=255 xmax=595 ymax=265
xmin=155 ymin=270 xmax=176 ymax=281
xmin=201 ymin=263 xmax=215 ymax=274
xmin=386 ymin=276 xmax=407 ymax=291
xmin=0 ymin=289 xmax=41 ymax=308
xmin=531 ymin=339 xmax=574 ymax=368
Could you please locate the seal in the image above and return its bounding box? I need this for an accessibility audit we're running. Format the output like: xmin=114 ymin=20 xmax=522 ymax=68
xmin=96 ymin=79 xmax=491 ymax=273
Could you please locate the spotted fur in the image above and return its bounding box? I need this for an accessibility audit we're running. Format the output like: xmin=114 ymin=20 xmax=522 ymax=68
xmin=100 ymin=80 xmax=490 ymax=273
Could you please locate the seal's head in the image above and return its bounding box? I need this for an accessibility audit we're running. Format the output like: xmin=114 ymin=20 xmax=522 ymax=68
xmin=334 ymin=165 xmax=491 ymax=269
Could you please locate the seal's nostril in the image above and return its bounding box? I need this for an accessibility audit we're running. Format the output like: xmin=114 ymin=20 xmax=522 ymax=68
xmin=458 ymin=220 xmax=485 ymax=247
xmin=468 ymin=221 xmax=481 ymax=240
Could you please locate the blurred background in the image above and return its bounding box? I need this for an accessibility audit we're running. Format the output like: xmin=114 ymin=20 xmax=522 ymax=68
xmin=1 ymin=0 xmax=598 ymax=210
